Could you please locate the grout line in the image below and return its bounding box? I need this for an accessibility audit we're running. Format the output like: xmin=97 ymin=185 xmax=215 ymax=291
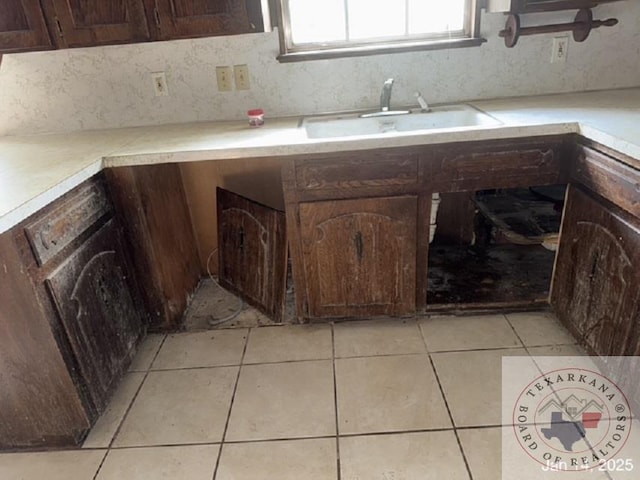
xmin=211 ymin=327 xmax=251 ymax=480
xmin=330 ymin=323 xmax=342 ymax=480
xmin=91 ymin=449 xmax=110 ymax=480
xmin=105 ymin=333 xmax=168 ymax=450
xmin=417 ymin=319 xmax=475 ymax=480
xmin=91 ymin=333 xmax=168 ymax=479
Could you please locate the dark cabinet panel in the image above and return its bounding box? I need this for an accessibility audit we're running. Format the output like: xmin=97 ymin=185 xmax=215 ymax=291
xmin=43 ymin=0 xmax=150 ymax=47
xmin=424 ymin=137 xmax=569 ymax=192
xmin=0 ymin=232 xmax=90 ymax=449
xmin=0 ymin=0 xmax=54 ymax=53
xmin=217 ymin=188 xmax=288 ymax=321
xmin=105 ymin=164 xmax=201 ymax=330
xmin=148 ymin=0 xmax=253 ymax=40
xmin=46 ymin=220 xmax=143 ymax=411
xmin=552 ymin=185 xmax=640 ymax=357
xmin=299 ymin=196 xmax=417 ymax=318
xmin=572 ymin=145 xmax=640 ymax=219
xmin=488 ymin=0 xmax=621 ymax=13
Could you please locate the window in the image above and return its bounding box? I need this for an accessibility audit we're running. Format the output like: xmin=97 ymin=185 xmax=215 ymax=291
xmin=276 ymin=0 xmax=483 ymax=62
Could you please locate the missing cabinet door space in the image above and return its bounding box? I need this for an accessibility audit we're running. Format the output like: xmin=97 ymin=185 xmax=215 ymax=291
xmin=427 ymin=185 xmax=567 ymax=309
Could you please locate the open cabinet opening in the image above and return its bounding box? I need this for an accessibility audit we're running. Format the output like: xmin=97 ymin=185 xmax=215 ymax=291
xmin=427 ymin=184 xmax=567 ymax=308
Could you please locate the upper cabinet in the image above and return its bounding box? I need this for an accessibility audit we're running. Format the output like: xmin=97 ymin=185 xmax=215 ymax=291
xmin=147 ymin=0 xmax=254 ymax=41
xmin=487 ymin=0 xmax=622 ymax=13
xmin=0 ymin=0 xmax=54 ymax=53
xmin=0 ymin=0 xmax=265 ymax=55
xmin=42 ymin=0 xmax=150 ymax=48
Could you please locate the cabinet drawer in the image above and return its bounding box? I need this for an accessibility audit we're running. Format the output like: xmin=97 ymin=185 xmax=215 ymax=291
xmin=295 ymin=152 xmax=419 ymax=191
xmin=426 ymin=141 xmax=565 ymax=191
xmin=25 ymin=182 xmax=111 ymax=266
xmin=572 ymin=146 xmax=640 ymax=219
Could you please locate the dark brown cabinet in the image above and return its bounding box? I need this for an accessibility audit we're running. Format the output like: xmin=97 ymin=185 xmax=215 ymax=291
xmin=105 ymin=163 xmax=201 ymax=330
xmin=0 ymin=175 xmax=145 ymax=449
xmin=0 ymin=0 xmax=264 ymax=54
xmin=147 ymin=0 xmax=254 ymax=40
xmin=282 ymin=149 xmax=424 ymax=320
xmin=552 ymin=184 xmax=640 ymax=416
xmin=46 ymin=220 xmax=143 ymax=412
xmin=217 ymin=187 xmax=288 ymax=321
xmin=552 ymin=185 xmax=640 ymax=356
xmin=298 ymin=196 xmax=417 ymax=318
xmin=0 ymin=0 xmax=54 ymax=53
xmin=42 ymin=0 xmax=150 ymax=47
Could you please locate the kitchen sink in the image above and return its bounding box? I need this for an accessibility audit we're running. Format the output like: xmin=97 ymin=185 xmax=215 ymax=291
xmin=302 ymin=104 xmax=502 ymax=139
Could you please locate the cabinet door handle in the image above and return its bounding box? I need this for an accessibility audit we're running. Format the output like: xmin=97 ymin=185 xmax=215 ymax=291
xmin=355 ymin=231 xmax=364 ymax=261
xmin=239 ymin=227 xmax=245 ymax=252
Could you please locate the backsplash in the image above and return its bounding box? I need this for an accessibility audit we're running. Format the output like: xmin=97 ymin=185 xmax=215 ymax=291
xmin=0 ymin=3 xmax=638 ymax=136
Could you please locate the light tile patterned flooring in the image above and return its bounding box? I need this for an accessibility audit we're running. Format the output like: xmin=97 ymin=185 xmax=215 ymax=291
xmin=0 ymin=312 xmax=637 ymax=479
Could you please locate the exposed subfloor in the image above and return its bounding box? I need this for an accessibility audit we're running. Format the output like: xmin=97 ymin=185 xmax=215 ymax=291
xmin=427 ymin=244 xmax=556 ymax=305
xmin=182 ymin=278 xmax=296 ymax=330
xmin=2 ymin=312 xmax=638 ymax=479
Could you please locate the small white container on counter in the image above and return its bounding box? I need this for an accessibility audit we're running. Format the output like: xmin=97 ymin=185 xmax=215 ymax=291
xmin=248 ymin=109 xmax=265 ymax=127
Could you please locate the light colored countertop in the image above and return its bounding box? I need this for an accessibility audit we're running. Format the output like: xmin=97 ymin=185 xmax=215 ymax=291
xmin=2 ymin=88 xmax=640 ymax=235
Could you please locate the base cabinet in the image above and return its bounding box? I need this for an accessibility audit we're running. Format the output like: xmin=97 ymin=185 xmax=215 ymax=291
xmin=552 ymin=185 xmax=640 ymax=355
xmin=298 ymin=196 xmax=417 ymax=318
xmin=0 ymin=175 xmax=145 ymax=449
xmin=552 ymin=185 xmax=640 ymax=413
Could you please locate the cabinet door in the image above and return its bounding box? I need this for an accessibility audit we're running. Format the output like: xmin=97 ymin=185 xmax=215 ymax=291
xmin=217 ymin=188 xmax=288 ymax=321
xmin=0 ymin=0 xmax=53 ymax=53
xmin=299 ymin=196 xmax=417 ymax=318
xmin=148 ymin=0 xmax=253 ymax=40
xmin=552 ymin=185 xmax=640 ymax=358
xmin=45 ymin=0 xmax=149 ymax=48
xmin=46 ymin=220 xmax=143 ymax=412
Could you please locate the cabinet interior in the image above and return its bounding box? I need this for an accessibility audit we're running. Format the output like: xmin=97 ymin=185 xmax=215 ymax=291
xmin=427 ymin=185 xmax=567 ymax=308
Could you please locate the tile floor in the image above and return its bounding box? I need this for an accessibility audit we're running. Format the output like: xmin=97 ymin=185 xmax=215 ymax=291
xmin=0 ymin=311 xmax=637 ymax=480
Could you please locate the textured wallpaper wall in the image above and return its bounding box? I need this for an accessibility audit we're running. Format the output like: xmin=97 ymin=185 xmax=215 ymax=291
xmin=0 ymin=3 xmax=638 ymax=136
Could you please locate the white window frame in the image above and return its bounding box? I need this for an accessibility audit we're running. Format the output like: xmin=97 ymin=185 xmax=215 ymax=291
xmin=276 ymin=0 xmax=484 ymax=62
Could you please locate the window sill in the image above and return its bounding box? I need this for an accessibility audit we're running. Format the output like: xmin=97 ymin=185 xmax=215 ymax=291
xmin=277 ymin=37 xmax=486 ymax=63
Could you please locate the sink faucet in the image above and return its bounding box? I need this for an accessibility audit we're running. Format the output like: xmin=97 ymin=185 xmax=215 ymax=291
xmin=360 ymin=78 xmax=409 ymax=118
xmin=380 ymin=78 xmax=395 ymax=112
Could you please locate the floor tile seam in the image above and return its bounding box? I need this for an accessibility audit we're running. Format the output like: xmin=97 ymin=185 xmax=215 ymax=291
xmin=428 ymin=345 xmax=528 ymax=355
xmin=335 ymin=352 xmax=431 ymax=362
xmin=148 ymin=356 xmax=333 ymax=372
xmin=106 ymin=334 xmax=169 ymax=451
xmin=426 ymin=353 xmax=475 ymax=480
xmin=90 ymin=449 xmax=110 ymax=480
xmin=211 ymin=327 xmax=251 ymax=480
xmin=331 ymin=323 xmax=342 ymax=480
xmin=105 ymin=441 xmax=223 ymax=450
xmin=338 ymin=427 xmax=457 ymax=438
xmin=417 ymin=321 xmax=475 ymax=480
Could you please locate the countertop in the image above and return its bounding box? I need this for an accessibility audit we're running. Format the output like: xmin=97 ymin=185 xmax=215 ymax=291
xmin=2 ymin=88 xmax=640 ymax=235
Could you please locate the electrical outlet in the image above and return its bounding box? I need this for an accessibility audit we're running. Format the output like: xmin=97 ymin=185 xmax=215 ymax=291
xmin=151 ymin=72 xmax=169 ymax=97
xmin=216 ymin=66 xmax=233 ymax=92
xmin=551 ymin=37 xmax=569 ymax=64
xmin=234 ymin=64 xmax=250 ymax=90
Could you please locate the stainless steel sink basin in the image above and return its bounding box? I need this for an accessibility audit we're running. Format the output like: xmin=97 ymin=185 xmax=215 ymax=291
xmin=302 ymin=105 xmax=501 ymax=139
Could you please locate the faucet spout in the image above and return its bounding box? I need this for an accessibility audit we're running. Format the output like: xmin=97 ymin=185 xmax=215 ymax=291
xmin=380 ymin=78 xmax=394 ymax=112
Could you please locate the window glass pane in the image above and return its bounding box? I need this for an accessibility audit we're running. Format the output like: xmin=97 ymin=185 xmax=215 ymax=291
xmin=288 ymin=0 xmax=346 ymax=44
xmin=348 ymin=0 xmax=407 ymax=40
xmin=408 ymin=0 xmax=466 ymax=34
